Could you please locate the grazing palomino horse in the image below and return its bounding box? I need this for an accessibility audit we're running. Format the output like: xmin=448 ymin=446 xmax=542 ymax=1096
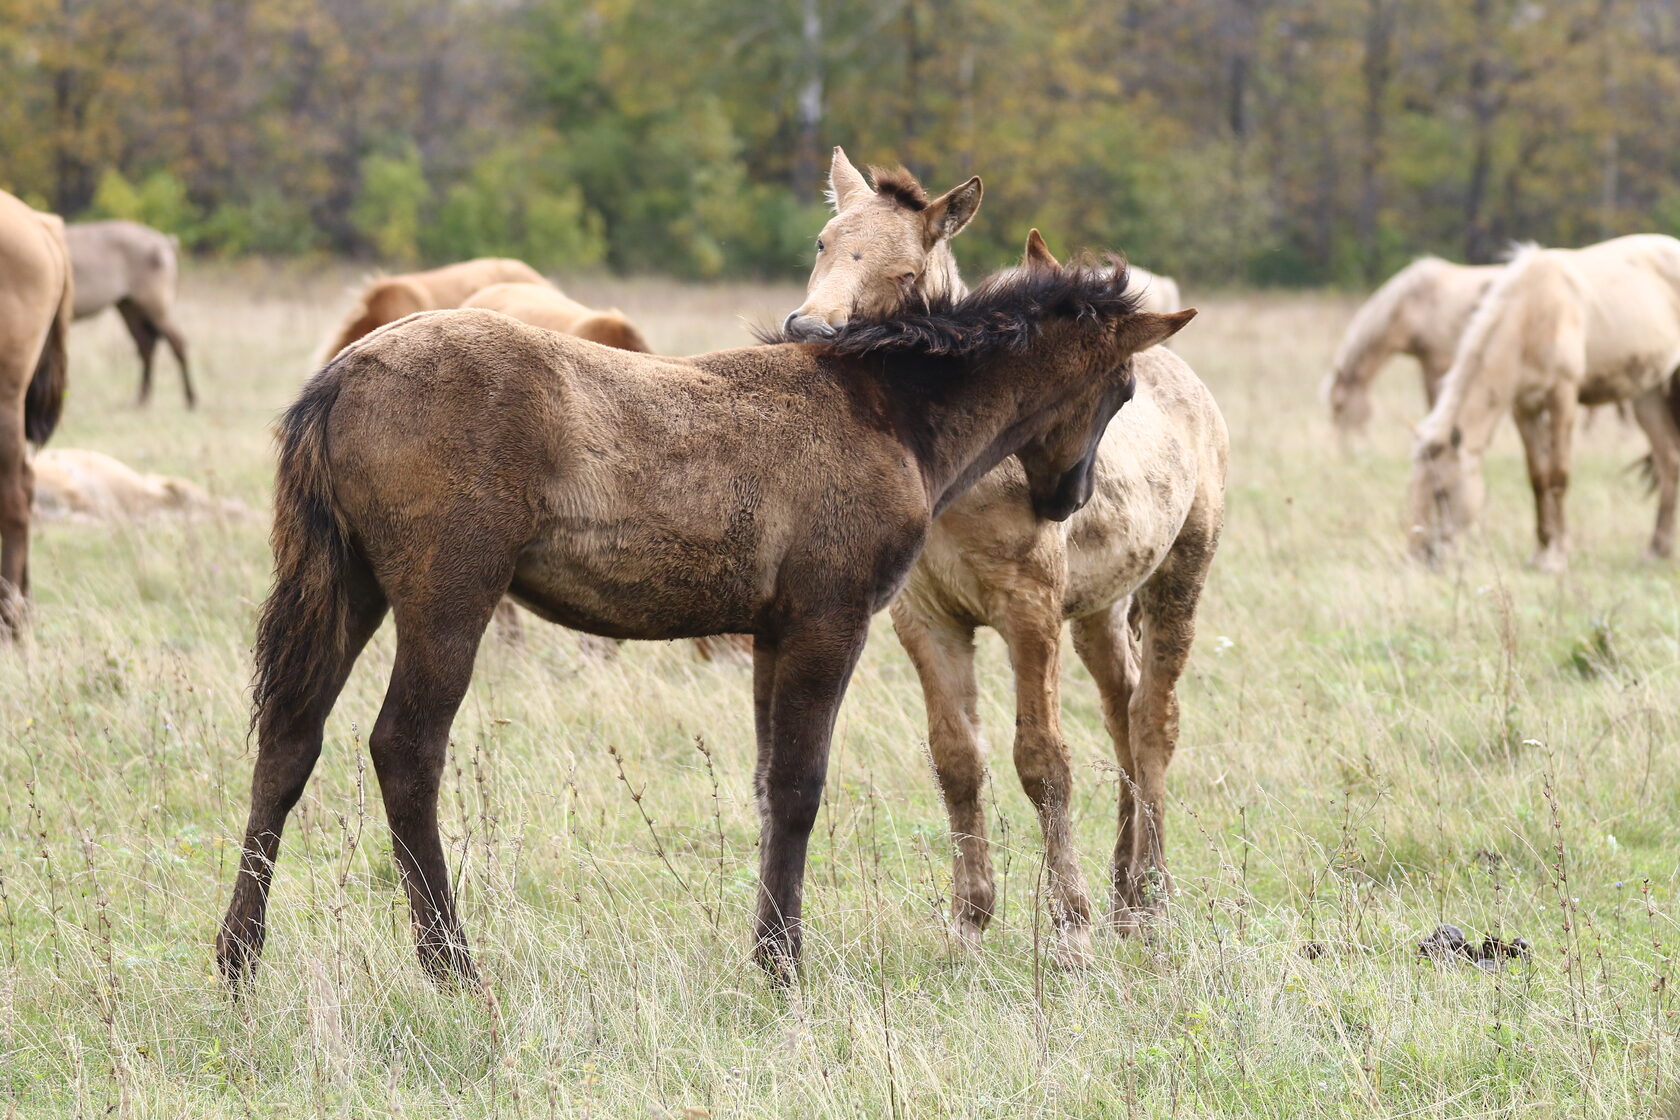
xmin=216 ymin=242 xmax=1190 ymax=985
xmin=65 ymin=220 xmax=194 ymax=407
xmin=0 ymin=190 xmax=72 ymax=639
xmin=785 ymin=151 xmax=1228 ymax=964
xmin=1324 ymin=257 xmax=1502 ymax=432
xmin=1409 ymin=235 xmax=1680 ymax=570
xmin=463 ymin=282 xmax=653 ymax=352
xmin=318 ymin=257 xmax=545 ymax=361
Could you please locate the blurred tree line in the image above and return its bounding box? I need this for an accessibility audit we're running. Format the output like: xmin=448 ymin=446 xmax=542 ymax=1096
xmin=0 ymin=0 xmax=1671 ymax=285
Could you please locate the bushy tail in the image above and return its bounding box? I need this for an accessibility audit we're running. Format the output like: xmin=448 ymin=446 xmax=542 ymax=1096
xmin=250 ymin=363 xmax=367 ymax=730
xmin=25 ymin=243 xmax=72 ymax=445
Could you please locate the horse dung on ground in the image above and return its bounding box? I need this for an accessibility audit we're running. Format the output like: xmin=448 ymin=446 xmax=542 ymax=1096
xmin=0 ymin=189 xmax=73 ymax=640
xmin=66 ymin=220 xmax=195 ymax=407
xmin=216 ymin=240 xmax=1192 ymax=986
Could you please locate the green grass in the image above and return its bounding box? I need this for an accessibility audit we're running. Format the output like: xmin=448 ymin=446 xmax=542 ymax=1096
xmin=3 ymin=270 xmax=1679 ymax=1117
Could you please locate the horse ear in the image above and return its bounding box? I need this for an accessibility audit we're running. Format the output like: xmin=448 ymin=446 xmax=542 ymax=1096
xmin=1023 ymin=229 xmax=1059 ymax=270
xmin=923 ymin=175 xmax=982 ymax=244
xmin=829 ymin=147 xmax=871 ymax=211
xmin=1116 ymin=308 xmax=1196 ymax=353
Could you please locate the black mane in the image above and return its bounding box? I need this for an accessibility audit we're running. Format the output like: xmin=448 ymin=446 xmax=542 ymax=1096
xmin=757 ymin=257 xmax=1140 ymax=360
xmin=869 ymin=165 xmax=930 ymax=212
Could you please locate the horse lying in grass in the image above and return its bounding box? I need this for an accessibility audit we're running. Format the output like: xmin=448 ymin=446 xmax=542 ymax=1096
xmin=784 ymin=150 xmax=1228 ymax=964
xmin=1324 ymin=256 xmax=1502 ymax=432
xmin=463 ymin=282 xmax=653 ymax=353
xmin=32 ymin=448 xmax=249 ymax=522
xmin=0 ymin=189 xmax=72 ymax=640
xmin=66 ymin=220 xmax=194 ymax=407
xmin=216 ymin=237 xmax=1191 ymax=985
xmin=317 ymin=257 xmax=545 ymax=362
xmin=1409 ymin=235 xmax=1680 ymax=570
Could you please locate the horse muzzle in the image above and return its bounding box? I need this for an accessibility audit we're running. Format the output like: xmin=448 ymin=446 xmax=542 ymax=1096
xmin=782 ymin=312 xmax=839 ymax=341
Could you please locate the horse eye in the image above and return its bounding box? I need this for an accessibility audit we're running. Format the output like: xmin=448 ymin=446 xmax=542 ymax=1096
xmin=816 ymin=239 xmax=825 ymax=253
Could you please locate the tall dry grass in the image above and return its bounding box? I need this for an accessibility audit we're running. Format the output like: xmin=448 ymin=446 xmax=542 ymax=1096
xmin=0 ymin=268 xmax=1676 ymax=1117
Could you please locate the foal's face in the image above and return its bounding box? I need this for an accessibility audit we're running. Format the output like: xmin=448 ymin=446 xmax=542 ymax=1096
xmin=784 ymin=147 xmax=980 ymax=340
xmin=1407 ymin=427 xmax=1483 ymax=564
xmin=1014 ymin=231 xmax=1196 ymax=521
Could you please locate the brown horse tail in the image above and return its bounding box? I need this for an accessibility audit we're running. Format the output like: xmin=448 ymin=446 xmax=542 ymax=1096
xmin=25 ymin=239 xmax=72 ymax=445
xmin=250 ymin=362 xmax=367 ymax=730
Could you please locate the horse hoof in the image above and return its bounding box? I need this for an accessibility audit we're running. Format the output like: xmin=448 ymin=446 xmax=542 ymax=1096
xmin=948 ymin=917 xmax=986 ymax=955
xmin=1050 ymin=924 xmax=1094 ymax=969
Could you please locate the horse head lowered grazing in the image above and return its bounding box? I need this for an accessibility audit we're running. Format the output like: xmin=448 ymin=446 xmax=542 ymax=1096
xmin=216 ymin=238 xmax=1189 ymax=986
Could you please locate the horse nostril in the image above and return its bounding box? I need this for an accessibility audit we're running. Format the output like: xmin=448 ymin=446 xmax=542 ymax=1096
xmin=783 ymin=311 xmax=801 ymax=333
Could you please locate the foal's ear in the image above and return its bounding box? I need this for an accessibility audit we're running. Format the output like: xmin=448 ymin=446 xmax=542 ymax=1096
xmin=1116 ymin=308 xmax=1197 ymax=352
xmin=829 ymin=146 xmax=871 ymax=211
xmin=1022 ymin=228 xmax=1060 ymax=270
xmin=923 ymin=175 xmax=983 ymax=244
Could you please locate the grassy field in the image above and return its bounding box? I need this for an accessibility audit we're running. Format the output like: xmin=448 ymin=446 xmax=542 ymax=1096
xmin=3 ymin=265 xmax=1679 ymax=1118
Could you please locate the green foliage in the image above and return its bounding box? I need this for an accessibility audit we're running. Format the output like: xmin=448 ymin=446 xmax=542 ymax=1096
xmin=0 ymin=0 xmax=1669 ymax=281
xmin=350 ymin=142 xmax=430 ymax=265
xmin=86 ymin=167 xmax=200 ymax=241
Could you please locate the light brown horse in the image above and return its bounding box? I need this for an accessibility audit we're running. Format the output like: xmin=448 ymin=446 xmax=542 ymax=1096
xmin=785 ymin=152 xmax=1228 ymax=964
xmin=318 ymin=257 xmax=546 ymax=362
xmin=1409 ymin=235 xmax=1680 ymax=570
xmin=463 ymin=282 xmax=653 ymax=352
xmin=1324 ymin=257 xmax=1502 ymax=433
xmin=216 ymin=243 xmax=1190 ymax=986
xmin=66 ymin=220 xmax=194 ymax=407
xmin=0 ymin=190 xmax=72 ymax=638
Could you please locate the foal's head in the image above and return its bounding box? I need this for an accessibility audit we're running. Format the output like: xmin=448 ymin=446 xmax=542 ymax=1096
xmin=813 ymin=230 xmax=1195 ymax=522
xmin=783 ymin=147 xmax=981 ymax=341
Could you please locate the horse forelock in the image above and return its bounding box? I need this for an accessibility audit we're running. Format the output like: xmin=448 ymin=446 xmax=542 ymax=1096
xmin=868 ymin=166 xmax=930 ymax=212
xmin=758 ymin=256 xmax=1141 ymax=359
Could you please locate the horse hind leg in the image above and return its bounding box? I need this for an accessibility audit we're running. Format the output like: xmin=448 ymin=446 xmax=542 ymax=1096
xmin=152 ymin=309 xmax=195 ymax=408
xmin=0 ymin=402 xmax=32 ymax=638
xmin=1114 ymin=521 xmax=1218 ymax=932
xmin=890 ymin=598 xmax=993 ymax=950
xmin=1631 ymin=387 xmax=1680 ymax=560
xmin=1071 ymin=601 xmax=1144 ymax=925
xmin=216 ymin=569 xmax=388 ymax=983
xmin=115 ymin=299 xmax=161 ymax=406
xmin=368 ymin=562 xmax=513 ymax=985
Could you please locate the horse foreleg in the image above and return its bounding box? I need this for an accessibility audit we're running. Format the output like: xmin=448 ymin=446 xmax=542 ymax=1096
xmin=891 ymin=596 xmax=992 ymax=950
xmin=1632 ymin=388 xmax=1680 ymax=560
xmin=996 ymin=571 xmax=1094 ymax=967
xmin=752 ymin=614 xmax=868 ymax=979
xmin=153 ymin=310 xmax=195 ymax=409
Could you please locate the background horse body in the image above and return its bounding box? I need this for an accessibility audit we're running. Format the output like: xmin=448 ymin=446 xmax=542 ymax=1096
xmin=0 ymin=190 xmax=72 ymax=638
xmin=463 ymin=281 xmax=652 ymax=352
xmin=788 ymin=150 xmax=1228 ymax=964
xmin=217 ymin=260 xmax=1190 ymax=984
xmin=1325 ymin=256 xmax=1502 ymax=432
xmin=1409 ymin=234 xmax=1680 ymax=569
xmin=318 ymin=257 xmax=545 ymax=361
xmin=65 ymin=220 xmax=194 ymax=407
xmin=1127 ymin=264 xmax=1182 ymax=315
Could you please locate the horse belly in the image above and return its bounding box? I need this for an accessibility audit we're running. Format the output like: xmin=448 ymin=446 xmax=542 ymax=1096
xmin=510 ymin=526 xmax=764 ymax=640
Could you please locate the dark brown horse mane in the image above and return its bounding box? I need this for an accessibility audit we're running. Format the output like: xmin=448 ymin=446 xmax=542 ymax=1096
xmin=868 ymin=165 xmax=930 ymax=212
xmin=758 ymin=257 xmax=1140 ymax=360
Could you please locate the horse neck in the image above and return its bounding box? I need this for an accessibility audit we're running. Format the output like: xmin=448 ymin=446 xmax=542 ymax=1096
xmin=1334 ymin=263 xmax=1429 ymax=391
xmin=921 ymin=241 xmax=967 ymax=302
xmin=888 ymin=336 xmax=1088 ymax=515
xmin=1423 ymin=324 xmax=1520 ymax=461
